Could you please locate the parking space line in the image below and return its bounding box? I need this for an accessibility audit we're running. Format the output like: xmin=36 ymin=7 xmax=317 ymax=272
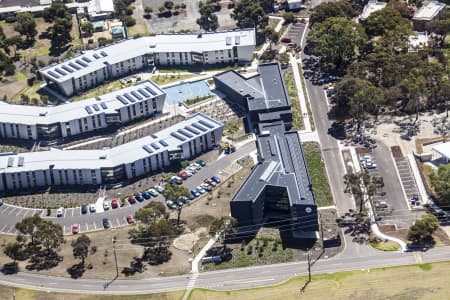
xmin=0 ymin=224 xmax=7 ymax=233
xmin=71 ymin=208 xmax=74 ymax=217
xmin=93 ymin=222 xmax=97 ymax=230
xmin=116 ymin=218 xmax=120 ymax=227
xmin=2 ymin=206 xmax=12 ymax=214
xmin=7 ymin=225 xmax=15 ymax=233
xmin=7 ymin=207 xmax=17 ymax=215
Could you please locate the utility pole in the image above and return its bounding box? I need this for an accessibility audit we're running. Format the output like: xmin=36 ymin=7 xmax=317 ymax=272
xmin=112 ymin=236 xmax=119 ymax=278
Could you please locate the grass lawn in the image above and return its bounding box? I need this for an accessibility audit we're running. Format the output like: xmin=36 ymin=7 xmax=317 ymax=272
xmin=151 ymin=73 xmax=197 ymax=86
xmin=190 ymin=261 xmax=450 ymax=300
xmin=0 ymin=284 xmax=184 ymax=300
xmin=283 ymin=67 xmax=303 ymax=130
xmin=71 ymin=80 xmax=134 ymax=101
xmin=298 ymin=63 xmax=315 ymax=131
xmin=369 ymin=238 xmax=401 ymax=251
xmin=127 ymin=22 xmax=149 ymax=37
xmin=302 ymin=142 xmax=333 ymax=207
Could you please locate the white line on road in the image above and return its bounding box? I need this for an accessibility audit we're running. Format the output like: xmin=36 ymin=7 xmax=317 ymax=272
xmin=225 ymin=278 xmax=275 ymax=285
xmin=8 ymin=207 xmax=17 ymax=215
xmin=71 ymin=208 xmax=74 ymax=217
xmin=93 ymin=222 xmax=97 ymax=230
xmin=0 ymin=224 xmax=7 ymax=233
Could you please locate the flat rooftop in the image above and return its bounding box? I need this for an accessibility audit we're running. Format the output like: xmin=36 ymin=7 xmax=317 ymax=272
xmin=360 ymin=1 xmax=387 ymax=20
xmin=41 ymin=29 xmax=256 ymax=83
xmin=232 ymin=121 xmax=315 ymax=206
xmin=0 ymin=113 xmax=223 ymax=172
xmin=413 ymin=1 xmax=445 ymax=21
xmin=0 ymin=80 xmax=165 ymax=125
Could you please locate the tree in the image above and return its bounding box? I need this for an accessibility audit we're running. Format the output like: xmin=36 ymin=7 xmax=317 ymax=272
xmin=364 ymin=8 xmax=411 ymax=38
xmin=164 ymin=1 xmax=174 ymax=10
xmin=431 ymin=164 xmax=450 ymax=205
xmin=71 ymin=235 xmax=90 ymax=265
xmin=310 ymin=1 xmax=357 ymax=25
xmin=386 ymin=0 xmax=413 ymax=18
xmin=33 ymin=220 xmax=64 ymax=250
xmin=209 ymin=216 xmax=237 ymax=238
xmin=4 ymin=242 xmax=24 ymax=263
xmin=407 ymin=214 xmax=439 ymax=245
xmin=426 ymin=11 xmax=450 ymax=47
xmin=231 ymin=0 xmax=268 ymax=30
xmin=15 ymin=214 xmax=42 ymax=245
xmin=123 ymin=15 xmax=136 ymax=27
xmin=46 ymin=2 xmax=72 ymax=55
xmin=282 ymin=12 xmax=296 ymax=24
xmin=14 ymin=12 xmax=37 ymax=42
xmin=343 ymin=171 xmax=383 ymax=212
xmin=80 ymin=21 xmax=94 ymax=36
xmin=262 ymin=26 xmax=279 ymax=50
xmin=5 ymin=35 xmax=22 ymax=58
xmin=197 ymin=1 xmax=219 ymax=31
xmin=307 ymin=17 xmax=367 ymax=73
xmin=144 ymin=6 xmax=153 ymax=18
xmin=162 ymin=183 xmax=190 ymax=201
xmin=43 ymin=1 xmax=70 ymax=22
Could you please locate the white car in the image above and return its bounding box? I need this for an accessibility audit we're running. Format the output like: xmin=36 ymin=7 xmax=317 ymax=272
xmin=148 ymin=188 xmax=159 ymax=197
xmin=56 ymin=207 xmax=64 ymax=217
xmin=103 ymin=201 xmax=110 ymax=210
xmin=185 ymin=170 xmax=193 ymax=177
xmin=200 ymin=183 xmax=213 ymax=191
xmin=89 ymin=204 xmax=96 ymax=213
xmin=188 ymin=166 xmax=197 ymax=174
xmin=154 ymin=185 xmax=165 ymax=193
xmin=191 ymin=163 xmax=201 ymax=170
xmin=196 ymin=186 xmax=205 ymax=194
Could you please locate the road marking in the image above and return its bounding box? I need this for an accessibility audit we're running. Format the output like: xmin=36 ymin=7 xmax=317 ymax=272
xmin=7 ymin=225 xmax=15 ymax=233
xmin=0 ymin=224 xmax=7 ymax=233
xmin=8 ymin=207 xmax=17 ymax=215
xmin=415 ymin=252 xmax=423 ymax=264
xmin=225 ymin=278 xmax=275 ymax=285
xmin=71 ymin=208 xmax=75 ymax=217
xmin=116 ymin=218 xmax=120 ymax=227
xmin=15 ymin=209 xmax=24 ymax=217
xmin=93 ymin=222 xmax=97 ymax=230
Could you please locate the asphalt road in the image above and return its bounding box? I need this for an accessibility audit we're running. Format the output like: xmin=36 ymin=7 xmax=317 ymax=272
xmin=0 ymin=142 xmax=256 ymax=235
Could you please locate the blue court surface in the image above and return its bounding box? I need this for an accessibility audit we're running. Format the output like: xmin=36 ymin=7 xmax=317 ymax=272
xmin=163 ymin=80 xmax=212 ymax=105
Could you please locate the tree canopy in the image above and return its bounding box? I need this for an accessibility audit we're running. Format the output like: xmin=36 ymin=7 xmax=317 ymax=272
xmin=307 ymin=17 xmax=367 ymax=73
xmin=197 ymin=1 xmax=219 ymax=31
xmin=162 ymin=183 xmax=190 ymax=201
xmin=431 ymin=164 xmax=450 ymax=205
xmin=407 ymin=214 xmax=439 ymax=245
xmin=71 ymin=234 xmax=91 ymax=264
xmin=231 ymin=0 xmax=268 ymax=30
xmin=310 ymin=1 xmax=357 ymax=25
xmin=14 ymin=12 xmax=37 ymax=42
xmin=364 ymin=8 xmax=411 ymax=38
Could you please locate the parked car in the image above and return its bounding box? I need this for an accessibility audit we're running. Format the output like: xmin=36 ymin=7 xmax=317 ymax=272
xmin=191 ymin=163 xmax=201 ymax=170
xmin=142 ymin=191 xmax=152 ymax=200
xmin=102 ymin=218 xmax=111 ymax=229
xmin=196 ymin=159 xmax=206 ymax=167
xmin=200 ymin=183 xmax=213 ymax=191
xmin=211 ymin=176 xmax=221 ymax=183
xmin=281 ymin=36 xmax=291 ymax=43
xmin=0 ymin=199 xmax=3 ymax=206
xmin=179 ymin=196 xmax=188 ymax=204
xmin=81 ymin=204 xmax=88 ymax=214
xmin=56 ymin=207 xmax=64 ymax=217
xmin=111 ymin=199 xmax=119 ymax=209
xmin=178 ymin=172 xmax=188 ymax=180
xmin=375 ymin=201 xmax=388 ymax=208
xmin=154 ymin=185 xmax=165 ymax=193
xmin=185 ymin=170 xmax=193 ymax=177
xmin=169 ymin=176 xmax=182 ymax=184
xmin=71 ymin=224 xmax=79 ymax=234
xmin=191 ymin=188 xmax=200 ymax=197
xmin=89 ymin=204 xmax=96 ymax=213
xmin=188 ymin=166 xmax=197 ymax=174
xmin=204 ymin=179 xmax=216 ymax=187
xmin=148 ymin=189 xmax=159 ymax=197
xmin=176 ymin=199 xmax=184 ymax=207
xmin=361 ymin=155 xmax=377 ymax=169
xmin=135 ymin=193 xmax=144 ymax=202
xmin=103 ymin=201 xmax=110 ymax=210
xmin=166 ymin=200 xmax=177 ymax=209
xmin=127 ymin=215 xmax=135 ymax=224
xmin=128 ymin=196 xmax=136 ymax=204
xmin=197 ymin=186 xmax=205 ymax=194
xmin=189 ymin=192 xmax=196 ymax=200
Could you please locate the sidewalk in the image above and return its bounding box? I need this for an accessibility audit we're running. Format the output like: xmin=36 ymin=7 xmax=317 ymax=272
xmin=289 ymin=52 xmax=312 ymax=132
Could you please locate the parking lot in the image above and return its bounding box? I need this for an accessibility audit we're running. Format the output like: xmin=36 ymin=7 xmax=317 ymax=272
xmin=0 ymin=204 xmax=43 ymax=235
xmin=282 ymin=23 xmax=306 ymax=47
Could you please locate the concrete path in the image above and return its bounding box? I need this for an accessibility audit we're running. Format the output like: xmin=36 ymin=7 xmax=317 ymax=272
xmin=290 ymin=52 xmax=312 ymax=132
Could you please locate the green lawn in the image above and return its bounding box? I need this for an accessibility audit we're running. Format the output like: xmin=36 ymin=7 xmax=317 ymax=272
xmin=127 ymin=22 xmax=149 ymax=37
xmin=71 ymin=80 xmax=134 ymax=101
xmin=302 ymin=142 xmax=334 ymax=207
xmin=190 ymin=261 xmax=450 ymax=300
xmin=151 ymin=73 xmax=197 ymax=86
xmin=283 ymin=68 xmax=303 ymax=130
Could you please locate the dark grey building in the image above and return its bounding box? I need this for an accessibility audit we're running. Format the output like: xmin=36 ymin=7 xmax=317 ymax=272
xmin=224 ymin=63 xmax=318 ymax=239
xmin=214 ymin=63 xmax=293 ymax=132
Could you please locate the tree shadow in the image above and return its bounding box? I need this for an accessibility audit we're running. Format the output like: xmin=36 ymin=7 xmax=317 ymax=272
xmin=26 ymin=249 xmax=63 ymax=271
xmin=122 ymin=256 xmax=146 ymax=277
xmin=67 ymin=262 xmax=86 ymax=279
xmin=1 ymin=262 xmax=19 ymax=275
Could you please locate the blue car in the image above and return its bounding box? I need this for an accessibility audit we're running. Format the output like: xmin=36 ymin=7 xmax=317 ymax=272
xmin=211 ymin=176 xmax=221 ymax=183
xmin=190 ymin=188 xmax=200 ymax=197
xmin=142 ymin=191 xmax=151 ymax=200
xmin=189 ymin=192 xmax=195 ymax=200
xmin=0 ymin=199 xmax=3 ymax=206
xmin=135 ymin=194 xmax=144 ymax=202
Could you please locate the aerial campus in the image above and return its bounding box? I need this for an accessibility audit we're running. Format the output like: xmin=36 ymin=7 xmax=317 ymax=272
xmin=0 ymin=0 xmax=448 ymax=299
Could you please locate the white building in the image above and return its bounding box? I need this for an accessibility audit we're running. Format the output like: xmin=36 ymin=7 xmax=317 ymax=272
xmin=0 ymin=80 xmax=165 ymax=142
xmin=287 ymin=0 xmax=303 ymax=10
xmin=40 ymin=29 xmax=256 ymax=97
xmin=413 ymin=1 xmax=446 ymax=30
xmin=432 ymin=141 xmax=450 ymax=163
xmin=0 ymin=113 xmax=223 ymax=192
xmin=359 ymin=1 xmax=387 ymax=21
xmin=408 ymin=32 xmax=429 ymax=52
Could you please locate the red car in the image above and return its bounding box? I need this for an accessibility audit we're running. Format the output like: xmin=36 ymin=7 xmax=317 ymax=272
xmin=111 ymin=199 xmax=119 ymax=209
xmin=127 ymin=215 xmax=135 ymax=224
xmin=128 ymin=196 xmax=136 ymax=204
xmin=178 ymin=172 xmax=188 ymax=180
xmin=71 ymin=224 xmax=79 ymax=234
xmin=281 ymin=36 xmax=291 ymax=43
xmin=204 ymin=179 xmax=216 ymax=187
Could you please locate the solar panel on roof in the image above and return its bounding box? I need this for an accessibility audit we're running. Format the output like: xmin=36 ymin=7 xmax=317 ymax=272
xmin=7 ymin=157 xmax=14 ymax=167
xmin=151 ymin=143 xmax=160 ymax=150
xmin=85 ymin=106 xmax=93 ymax=114
xmin=185 ymin=126 xmax=200 ymax=135
xmin=144 ymin=87 xmax=157 ymax=96
xmin=191 ymin=123 xmax=207 ymax=132
xmin=93 ymin=53 xmax=100 ymax=59
xmin=138 ymin=88 xmax=150 ymax=97
xmin=100 ymin=51 xmax=108 ymax=57
xmin=143 ymin=145 xmax=153 ymax=154
xmin=92 ymin=104 xmax=100 ymax=111
xmin=116 ymin=95 xmax=128 ymax=105
xmin=170 ymin=132 xmax=186 ymax=141
xmin=226 ymin=36 xmax=232 ymax=45
xmin=47 ymin=71 xmax=60 ymax=79
xmin=131 ymin=91 xmax=143 ymax=100
xmin=62 ymin=65 xmax=74 ymax=73
xmin=198 ymin=120 xmax=214 ymax=128
xmin=76 ymin=59 xmax=87 ymax=67
xmin=68 ymin=62 xmax=81 ymax=70
xmin=178 ymin=129 xmax=193 ymax=138
xmin=100 ymin=102 xmax=108 ymax=109
xmin=123 ymin=93 xmax=136 ymax=103
xmin=55 ymin=68 xmax=67 ymax=76
xmin=82 ymin=56 xmax=91 ymax=63
xmin=235 ymin=36 xmax=241 ymax=45
xmin=18 ymin=156 xmax=24 ymax=167
xmin=159 ymin=140 xmax=168 ymax=147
